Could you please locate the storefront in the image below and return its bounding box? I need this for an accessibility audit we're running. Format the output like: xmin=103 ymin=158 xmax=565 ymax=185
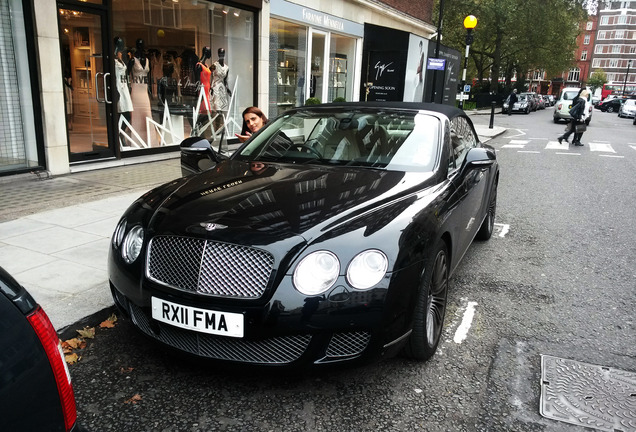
xmin=0 ymin=0 xmax=42 ymax=175
xmin=55 ymin=0 xmax=259 ymax=165
xmin=268 ymin=0 xmax=364 ymax=118
xmin=1 ymin=0 xmax=436 ymax=178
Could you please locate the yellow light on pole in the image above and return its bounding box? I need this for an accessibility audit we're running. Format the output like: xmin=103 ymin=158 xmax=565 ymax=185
xmin=459 ymin=15 xmax=478 ymax=109
xmin=464 ymin=15 xmax=477 ymax=30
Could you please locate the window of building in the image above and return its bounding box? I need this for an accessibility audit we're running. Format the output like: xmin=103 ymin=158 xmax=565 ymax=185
xmin=598 ymin=31 xmax=607 ymax=39
xmin=613 ymin=44 xmax=622 ymax=53
xmin=616 ymin=30 xmax=625 ymax=39
xmin=269 ymin=19 xmax=308 ymax=118
xmin=630 ymin=45 xmax=636 ymax=54
xmin=0 ymin=0 xmax=39 ymax=173
xmin=586 ymin=21 xmax=593 ymax=30
xmin=581 ymin=50 xmax=588 ymax=60
xmin=592 ymin=59 xmax=601 ymax=67
xmin=584 ymin=34 xmax=591 ymax=45
xmin=609 ymin=59 xmax=619 ymax=67
xmin=600 ymin=16 xmax=609 ymax=25
xmin=109 ymin=0 xmax=256 ymax=151
xmin=568 ymin=68 xmax=580 ymax=82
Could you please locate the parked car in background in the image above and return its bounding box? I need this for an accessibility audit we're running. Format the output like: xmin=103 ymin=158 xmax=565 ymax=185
xmin=110 ymin=102 xmax=499 ymax=369
xmin=520 ymin=92 xmax=538 ymax=111
xmin=541 ymin=95 xmax=551 ymax=107
xmin=504 ymin=94 xmax=532 ymax=114
xmin=553 ymin=87 xmax=593 ymax=124
xmin=547 ymin=95 xmax=555 ymax=106
xmin=592 ymin=95 xmax=601 ymax=106
xmin=535 ymin=95 xmax=545 ymax=110
xmin=618 ymin=98 xmax=636 ymax=118
xmin=595 ymin=97 xmax=626 ymax=113
xmin=0 ymin=266 xmax=78 ymax=431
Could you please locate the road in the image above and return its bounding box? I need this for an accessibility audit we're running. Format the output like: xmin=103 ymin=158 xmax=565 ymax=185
xmin=68 ymin=106 xmax=636 ymax=432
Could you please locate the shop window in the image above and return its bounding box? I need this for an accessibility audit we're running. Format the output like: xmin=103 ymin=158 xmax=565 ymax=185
xmin=328 ymin=34 xmax=356 ymax=103
xmin=269 ymin=19 xmax=308 ymax=118
xmin=111 ymin=0 xmax=255 ymax=151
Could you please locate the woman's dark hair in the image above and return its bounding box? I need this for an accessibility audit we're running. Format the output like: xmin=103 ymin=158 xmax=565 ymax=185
xmin=241 ymin=106 xmax=268 ymax=134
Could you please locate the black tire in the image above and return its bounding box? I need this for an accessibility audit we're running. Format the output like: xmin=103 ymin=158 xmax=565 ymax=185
xmin=476 ymin=182 xmax=497 ymax=241
xmin=402 ymin=240 xmax=449 ymax=361
xmin=607 ymin=106 xmax=614 ymax=113
xmin=553 ymin=117 xmax=559 ymax=123
xmin=585 ymin=118 xmax=590 ymax=125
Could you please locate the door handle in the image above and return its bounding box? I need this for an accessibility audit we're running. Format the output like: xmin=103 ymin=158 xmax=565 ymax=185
xmin=103 ymin=73 xmax=111 ymax=104
xmin=95 ymin=72 xmax=105 ymax=102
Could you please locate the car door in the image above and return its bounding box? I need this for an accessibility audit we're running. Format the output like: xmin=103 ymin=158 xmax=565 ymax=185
xmin=447 ymin=117 xmax=489 ymax=254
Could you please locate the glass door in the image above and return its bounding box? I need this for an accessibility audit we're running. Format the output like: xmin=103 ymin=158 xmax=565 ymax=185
xmin=308 ymin=30 xmax=328 ymax=104
xmin=59 ymin=6 xmax=114 ymax=162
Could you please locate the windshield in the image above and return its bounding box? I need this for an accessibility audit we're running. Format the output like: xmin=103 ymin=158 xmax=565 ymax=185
xmin=233 ymin=109 xmax=441 ymax=172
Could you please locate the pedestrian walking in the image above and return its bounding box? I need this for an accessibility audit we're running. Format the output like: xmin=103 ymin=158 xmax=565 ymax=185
xmin=508 ymin=89 xmax=518 ymax=115
xmin=557 ymin=89 xmax=588 ymax=146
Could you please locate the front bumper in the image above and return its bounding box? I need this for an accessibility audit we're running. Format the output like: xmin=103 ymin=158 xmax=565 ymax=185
xmin=109 ymin=271 xmax=403 ymax=368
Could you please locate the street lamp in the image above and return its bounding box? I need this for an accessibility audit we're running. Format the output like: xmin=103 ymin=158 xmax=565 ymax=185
xmin=458 ymin=15 xmax=477 ymax=110
xmin=622 ymin=59 xmax=632 ymax=97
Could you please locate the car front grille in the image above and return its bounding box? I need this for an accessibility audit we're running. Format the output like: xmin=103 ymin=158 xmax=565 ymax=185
xmin=126 ymin=301 xmax=311 ymax=364
xmin=147 ymin=235 xmax=274 ymax=298
xmin=325 ymin=331 xmax=371 ymax=358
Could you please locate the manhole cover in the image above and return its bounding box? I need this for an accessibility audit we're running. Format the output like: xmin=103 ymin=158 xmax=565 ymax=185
xmin=540 ymin=355 xmax=636 ymax=431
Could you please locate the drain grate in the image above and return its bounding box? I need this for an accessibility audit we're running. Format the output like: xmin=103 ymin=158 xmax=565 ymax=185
xmin=540 ymin=355 xmax=636 ymax=431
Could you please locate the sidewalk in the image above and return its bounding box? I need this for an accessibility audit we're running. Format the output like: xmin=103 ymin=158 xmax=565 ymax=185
xmin=0 ymin=119 xmax=506 ymax=332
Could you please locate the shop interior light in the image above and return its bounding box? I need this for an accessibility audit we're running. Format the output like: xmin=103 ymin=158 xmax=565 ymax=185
xmin=233 ymin=9 xmax=240 ymax=17
xmin=222 ymin=6 xmax=229 ymax=14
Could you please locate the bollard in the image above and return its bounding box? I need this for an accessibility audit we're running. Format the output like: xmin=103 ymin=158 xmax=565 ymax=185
xmin=489 ymin=101 xmax=496 ymax=129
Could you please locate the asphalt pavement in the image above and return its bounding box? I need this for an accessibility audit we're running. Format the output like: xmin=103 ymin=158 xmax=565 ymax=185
xmin=0 ymin=115 xmax=506 ymax=332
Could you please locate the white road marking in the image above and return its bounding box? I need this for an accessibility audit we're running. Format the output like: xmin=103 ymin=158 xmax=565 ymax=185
xmin=495 ymin=223 xmax=510 ymax=238
xmin=599 ymin=155 xmax=624 ymax=158
xmin=506 ymin=129 xmax=527 ymax=138
xmin=546 ymin=141 xmax=569 ymax=150
xmin=509 ymin=140 xmax=530 ymax=145
xmin=589 ymin=143 xmax=615 ymax=153
xmin=503 ymin=144 xmax=525 ymax=148
xmin=518 ymin=151 xmax=540 ymax=153
xmin=630 ymin=145 xmax=636 ymax=151
xmin=556 ymin=152 xmax=581 ymax=155
xmin=454 ymin=301 xmax=478 ymax=344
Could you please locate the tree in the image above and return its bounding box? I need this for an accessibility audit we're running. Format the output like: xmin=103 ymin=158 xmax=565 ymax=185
xmin=587 ymin=69 xmax=607 ymax=93
xmin=435 ymin=0 xmax=587 ymax=94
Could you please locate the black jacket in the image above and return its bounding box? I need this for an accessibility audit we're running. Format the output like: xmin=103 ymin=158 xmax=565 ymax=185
xmin=569 ymin=97 xmax=586 ymax=121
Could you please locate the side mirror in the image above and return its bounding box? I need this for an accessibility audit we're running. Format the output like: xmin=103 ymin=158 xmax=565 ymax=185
xmin=179 ymin=137 xmax=227 ymax=176
xmin=463 ymin=147 xmax=496 ymax=170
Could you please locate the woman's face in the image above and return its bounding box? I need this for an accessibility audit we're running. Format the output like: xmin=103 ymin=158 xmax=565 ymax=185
xmin=244 ymin=113 xmax=264 ymax=133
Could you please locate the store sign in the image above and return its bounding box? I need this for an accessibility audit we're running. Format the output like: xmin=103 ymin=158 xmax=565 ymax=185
xmin=271 ymin=0 xmax=364 ymax=37
xmin=427 ymin=58 xmax=446 ymax=71
xmin=366 ymin=51 xmax=403 ymax=102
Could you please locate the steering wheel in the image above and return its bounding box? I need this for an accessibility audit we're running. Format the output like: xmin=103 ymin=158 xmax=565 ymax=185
xmin=294 ymin=143 xmax=323 ymax=159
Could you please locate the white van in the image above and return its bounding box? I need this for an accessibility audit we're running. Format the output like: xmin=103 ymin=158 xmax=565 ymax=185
xmin=553 ymin=87 xmax=593 ymax=125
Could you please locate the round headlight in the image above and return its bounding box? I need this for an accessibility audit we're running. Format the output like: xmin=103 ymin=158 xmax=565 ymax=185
xmin=122 ymin=225 xmax=144 ymax=264
xmin=112 ymin=218 xmax=127 ymax=247
xmin=293 ymin=251 xmax=340 ymax=296
xmin=347 ymin=250 xmax=388 ymax=290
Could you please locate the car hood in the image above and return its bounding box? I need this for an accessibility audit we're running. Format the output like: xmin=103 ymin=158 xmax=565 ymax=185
xmin=145 ymin=159 xmax=435 ymax=246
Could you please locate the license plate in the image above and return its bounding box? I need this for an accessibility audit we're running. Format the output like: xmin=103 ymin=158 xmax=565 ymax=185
xmin=151 ymin=297 xmax=244 ymax=337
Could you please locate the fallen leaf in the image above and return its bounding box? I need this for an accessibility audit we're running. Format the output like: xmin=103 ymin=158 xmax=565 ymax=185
xmin=124 ymin=394 xmax=142 ymax=404
xmin=65 ymin=353 xmax=80 ymax=364
xmin=76 ymin=327 xmax=95 ymax=339
xmin=120 ymin=367 xmax=134 ymax=374
xmin=100 ymin=320 xmax=115 ymax=328
xmin=64 ymin=338 xmax=83 ymax=349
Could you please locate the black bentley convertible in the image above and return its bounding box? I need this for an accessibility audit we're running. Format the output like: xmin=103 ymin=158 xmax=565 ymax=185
xmin=109 ymin=102 xmax=499 ymax=368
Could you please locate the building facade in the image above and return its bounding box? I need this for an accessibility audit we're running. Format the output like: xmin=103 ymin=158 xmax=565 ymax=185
xmin=590 ymin=0 xmax=636 ymax=96
xmin=0 ymin=0 xmax=437 ymax=179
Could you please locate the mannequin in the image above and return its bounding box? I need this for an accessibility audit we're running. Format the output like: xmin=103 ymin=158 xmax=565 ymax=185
xmin=128 ymin=39 xmax=153 ymax=145
xmin=149 ymin=49 xmax=163 ymax=98
xmin=113 ymin=36 xmax=133 ymax=133
xmin=211 ymin=48 xmax=231 ymax=112
xmin=195 ymin=46 xmax=212 ymax=112
xmin=63 ymin=67 xmax=73 ymax=131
